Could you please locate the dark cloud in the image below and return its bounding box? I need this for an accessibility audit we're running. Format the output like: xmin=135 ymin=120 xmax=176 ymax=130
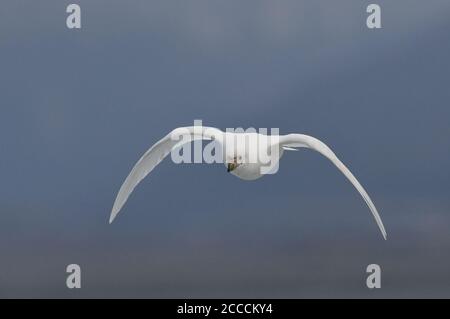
xmin=0 ymin=0 xmax=449 ymax=297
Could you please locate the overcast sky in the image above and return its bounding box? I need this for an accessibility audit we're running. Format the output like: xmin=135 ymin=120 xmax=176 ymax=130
xmin=0 ymin=0 xmax=449 ymax=297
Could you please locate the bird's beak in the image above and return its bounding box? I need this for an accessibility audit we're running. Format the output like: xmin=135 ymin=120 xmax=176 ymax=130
xmin=227 ymin=162 xmax=237 ymax=172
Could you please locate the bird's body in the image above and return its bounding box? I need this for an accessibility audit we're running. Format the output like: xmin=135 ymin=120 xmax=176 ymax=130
xmin=110 ymin=125 xmax=387 ymax=240
xmin=221 ymin=132 xmax=285 ymax=180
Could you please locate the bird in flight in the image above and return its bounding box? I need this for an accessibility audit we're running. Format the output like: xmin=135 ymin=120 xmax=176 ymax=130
xmin=109 ymin=125 xmax=387 ymax=240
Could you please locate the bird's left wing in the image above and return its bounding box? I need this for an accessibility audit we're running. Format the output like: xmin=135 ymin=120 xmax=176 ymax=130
xmin=109 ymin=126 xmax=223 ymax=223
xmin=278 ymin=134 xmax=387 ymax=240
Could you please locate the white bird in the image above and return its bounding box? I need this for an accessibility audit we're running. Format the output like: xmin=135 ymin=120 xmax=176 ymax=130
xmin=109 ymin=126 xmax=387 ymax=240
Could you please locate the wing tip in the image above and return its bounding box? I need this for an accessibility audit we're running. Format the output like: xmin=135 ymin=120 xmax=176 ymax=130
xmin=109 ymin=207 xmax=119 ymax=224
xmin=109 ymin=197 xmax=125 ymax=224
xmin=378 ymin=222 xmax=387 ymax=240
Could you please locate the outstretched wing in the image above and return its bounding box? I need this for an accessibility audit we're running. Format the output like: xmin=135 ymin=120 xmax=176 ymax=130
xmin=109 ymin=126 xmax=223 ymax=223
xmin=279 ymin=134 xmax=387 ymax=240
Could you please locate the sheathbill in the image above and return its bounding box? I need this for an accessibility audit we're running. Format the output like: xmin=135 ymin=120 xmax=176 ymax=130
xmin=109 ymin=126 xmax=387 ymax=240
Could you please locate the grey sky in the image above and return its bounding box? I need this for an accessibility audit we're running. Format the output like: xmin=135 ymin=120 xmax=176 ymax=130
xmin=0 ymin=1 xmax=449 ymax=297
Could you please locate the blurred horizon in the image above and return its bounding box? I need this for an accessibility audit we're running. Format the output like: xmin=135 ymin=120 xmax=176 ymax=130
xmin=0 ymin=0 xmax=449 ymax=298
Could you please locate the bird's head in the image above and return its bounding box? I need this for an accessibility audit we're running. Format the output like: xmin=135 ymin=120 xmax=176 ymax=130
xmin=227 ymin=155 xmax=243 ymax=172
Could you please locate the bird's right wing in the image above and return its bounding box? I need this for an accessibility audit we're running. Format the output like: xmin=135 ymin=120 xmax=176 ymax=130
xmin=109 ymin=126 xmax=223 ymax=223
xmin=279 ymin=134 xmax=387 ymax=240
